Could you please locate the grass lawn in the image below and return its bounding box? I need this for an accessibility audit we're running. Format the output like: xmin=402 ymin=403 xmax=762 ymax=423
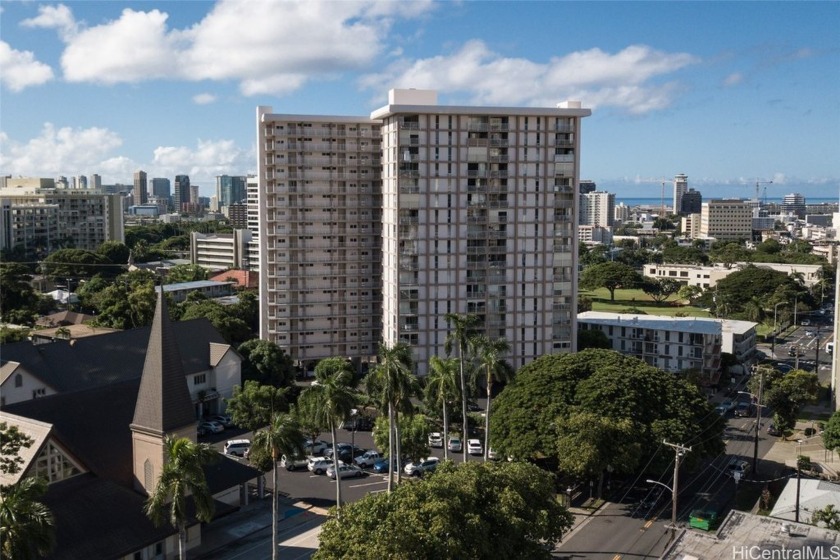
xmin=581 ymin=288 xmax=714 ymax=318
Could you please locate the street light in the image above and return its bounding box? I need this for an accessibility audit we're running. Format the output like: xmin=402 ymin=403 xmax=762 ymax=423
xmin=772 ymin=302 xmax=786 ymax=356
xmin=566 ymin=486 xmax=573 ymax=508
xmin=646 ymin=478 xmax=678 ymax=531
xmin=795 ymin=439 xmax=803 ymax=523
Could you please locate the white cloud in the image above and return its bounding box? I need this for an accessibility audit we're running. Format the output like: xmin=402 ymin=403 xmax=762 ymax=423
xmin=61 ymin=8 xmax=181 ymax=83
xmin=0 ymin=123 xmax=122 ymax=176
xmin=360 ymin=41 xmax=699 ymax=114
xmin=192 ymin=93 xmax=217 ymax=105
xmin=0 ymin=41 xmax=55 ymax=91
xmin=20 ymin=4 xmax=78 ymax=40
xmin=723 ymin=72 xmax=743 ymax=87
xmin=150 ymin=139 xmax=252 ymax=185
xmin=0 ymin=124 xmax=252 ymax=188
xmin=49 ymin=0 xmax=435 ymax=96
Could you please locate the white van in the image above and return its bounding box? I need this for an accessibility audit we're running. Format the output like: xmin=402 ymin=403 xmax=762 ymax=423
xmin=223 ymin=439 xmax=251 ymax=457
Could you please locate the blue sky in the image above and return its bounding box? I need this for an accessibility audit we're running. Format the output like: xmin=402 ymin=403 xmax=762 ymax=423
xmin=1 ymin=1 xmax=838 ymax=200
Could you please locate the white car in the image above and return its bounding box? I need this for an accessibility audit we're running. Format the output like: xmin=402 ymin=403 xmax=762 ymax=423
xmin=404 ymin=456 xmax=440 ymax=477
xmin=327 ymin=463 xmax=364 ymax=480
xmin=223 ymin=439 xmax=251 ymax=457
xmin=307 ymin=456 xmax=338 ymax=475
xmin=280 ymin=454 xmax=309 ymax=471
xmin=727 ymin=459 xmax=750 ymax=480
xmin=354 ymin=450 xmax=382 ymax=469
xmin=467 ymin=439 xmax=483 ymax=455
xmin=448 ymin=437 xmax=462 ymax=452
xmin=487 ymin=447 xmax=498 ymax=460
xmin=198 ymin=421 xmax=224 ymax=435
xmin=428 ymin=432 xmax=443 ymax=448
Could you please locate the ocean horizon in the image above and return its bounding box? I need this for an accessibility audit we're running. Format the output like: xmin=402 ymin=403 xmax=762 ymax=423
xmin=616 ymin=196 xmax=838 ymax=207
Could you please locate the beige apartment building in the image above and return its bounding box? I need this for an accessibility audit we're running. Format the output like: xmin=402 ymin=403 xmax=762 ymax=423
xmin=699 ymin=198 xmax=753 ymax=241
xmin=257 ymin=90 xmax=590 ymax=374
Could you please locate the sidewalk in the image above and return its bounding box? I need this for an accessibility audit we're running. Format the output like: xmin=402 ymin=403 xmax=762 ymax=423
xmin=762 ymin=414 xmax=839 ymax=480
xmin=192 ymin=496 xmax=328 ymax=559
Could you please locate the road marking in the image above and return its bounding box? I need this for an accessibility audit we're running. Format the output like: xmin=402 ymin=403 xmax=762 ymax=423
xmin=612 ymin=554 xmax=622 ymax=560
xmin=348 ymin=480 xmax=388 ymax=488
xmin=641 ymin=519 xmax=654 ymax=531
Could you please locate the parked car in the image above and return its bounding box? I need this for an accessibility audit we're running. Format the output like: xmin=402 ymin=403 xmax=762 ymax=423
xmin=767 ymin=423 xmax=782 ymax=437
xmin=734 ymin=401 xmax=754 ymax=417
xmin=303 ymin=439 xmax=330 ymax=456
xmin=209 ymin=414 xmax=234 ymax=428
xmin=327 ymin=463 xmax=365 ymax=480
xmin=327 ymin=463 xmax=364 ymax=480
xmin=198 ymin=421 xmax=224 ymax=436
xmin=428 ymin=432 xmax=443 ymax=448
xmin=372 ymin=456 xmax=400 ymax=474
xmin=324 ymin=443 xmax=359 ymax=458
xmin=280 ymin=454 xmax=310 ymax=471
xmin=487 ymin=447 xmax=498 ymax=460
xmin=448 ymin=437 xmax=462 ymax=452
xmin=727 ymin=459 xmax=750 ymax=479
xmin=308 ymin=457 xmax=337 ymax=475
xmin=715 ymin=404 xmax=729 ymax=416
xmin=404 ymin=457 xmax=440 ymax=477
xmin=223 ymin=439 xmax=251 ymax=457
xmin=354 ymin=450 xmax=382 ymax=469
xmin=788 ymin=346 xmax=799 ymax=357
xmin=340 ymin=417 xmax=373 ymax=431
xmin=467 ymin=401 xmax=482 ymax=412
xmin=720 ymin=400 xmax=736 ymax=412
xmin=467 ymin=439 xmax=483 ymax=455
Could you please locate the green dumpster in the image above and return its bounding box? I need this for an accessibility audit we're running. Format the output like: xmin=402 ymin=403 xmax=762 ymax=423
xmin=689 ymin=509 xmax=720 ymax=531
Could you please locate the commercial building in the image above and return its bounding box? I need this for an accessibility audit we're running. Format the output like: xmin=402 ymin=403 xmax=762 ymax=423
xmin=579 ymin=179 xmax=596 ymax=194
xmin=782 ymin=192 xmax=807 ymax=219
xmin=190 ymin=229 xmax=253 ymax=271
xmin=0 ymin=178 xmax=124 ymax=251
xmin=672 ymin=173 xmax=687 ymax=214
xmin=216 ymin=175 xmax=247 ymax=208
xmin=643 ymin=262 xmax=824 ymax=289
xmin=579 ymin=190 xmax=615 ymax=227
xmin=680 ymin=188 xmax=702 ymax=215
xmin=577 ymin=311 xmax=723 ymax=380
xmin=133 ymin=170 xmax=148 ymax=205
xmin=150 ymin=177 xmax=171 ymax=203
xmin=680 ymin=212 xmax=702 ymax=238
xmin=257 ymin=89 xmax=590 ymax=374
xmin=174 ymin=174 xmax=190 ymax=212
xmin=700 ymin=198 xmax=753 ymax=241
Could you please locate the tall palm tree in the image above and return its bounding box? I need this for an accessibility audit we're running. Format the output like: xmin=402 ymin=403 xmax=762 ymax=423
xmin=0 ymin=476 xmax=55 ymax=560
xmin=445 ymin=313 xmax=479 ymax=463
xmin=424 ymin=355 xmax=459 ymax=461
xmin=471 ymin=335 xmax=513 ymax=461
xmin=299 ymin=358 xmax=357 ymax=516
xmin=252 ymin=413 xmax=304 ymax=560
xmin=144 ymin=435 xmax=218 ymax=560
xmin=367 ymin=342 xmax=416 ymax=492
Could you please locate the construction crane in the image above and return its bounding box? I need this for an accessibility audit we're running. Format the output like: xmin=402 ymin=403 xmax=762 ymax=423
xmin=754 ymin=179 xmax=773 ymax=203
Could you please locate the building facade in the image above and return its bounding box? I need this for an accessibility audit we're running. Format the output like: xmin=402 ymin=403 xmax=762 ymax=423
xmin=579 ymin=191 xmax=615 ymax=227
xmin=673 ymin=173 xmax=688 ymax=214
xmin=700 ymin=199 xmax=753 ymax=241
xmin=190 ymin=229 xmax=253 ymax=271
xmin=680 ymin=188 xmax=702 ymax=215
xmin=643 ymin=262 xmax=824 ymax=289
xmin=151 ymin=177 xmax=171 ymax=203
xmin=174 ymin=174 xmax=190 ymax=212
xmin=256 ymin=111 xmax=384 ymax=369
xmin=257 ymin=89 xmax=590 ymax=374
xmin=216 ymin=175 xmax=247 ymax=208
xmin=133 ymin=170 xmax=148 ymax=205
xmin=578 ymin=311 xmax=723 ymax=379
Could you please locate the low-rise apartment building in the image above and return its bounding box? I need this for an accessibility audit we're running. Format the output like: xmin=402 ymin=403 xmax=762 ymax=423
xmin=577 ymin=311 xmax=724 ymax=380
xmin=644 ymin=262 xmax=824 ymax=289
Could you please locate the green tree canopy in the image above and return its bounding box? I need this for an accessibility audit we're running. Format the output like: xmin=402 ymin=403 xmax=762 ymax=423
xmin=237 ymin=339 xmax=295 ymax=387
xmin=577 ymin=329 xmax=611 ymax=351
xmin=40 ymin=248 xmax=111 ymax=281
xmin=165 ymin=264 xmax=208 ymax=284
xmin=822 ymin=410 xmax=840 ymax=453
xmin=372 ymin=414 xmax=430 ymax=464
xmin=579 ymin=262 xmax=643 ymax=302
xmin=0 ymin=263 xmax=41 ymax=325
xmin=640 ymin=277 xmax=681 ymax=304
xmin=490 ymin=350 xmax=724 ymax=474
xmin=315 ymin=461 xmax=573 ymax=560
xmin=225 ymin=380 xmax=289 ymax=431
xmin=96 ymin=241 xmax=131 ymax=269
xmin=662 ymin=245 xmax=709 ymax=265
xmin=179 ymin=299 xmax=253 ymax=346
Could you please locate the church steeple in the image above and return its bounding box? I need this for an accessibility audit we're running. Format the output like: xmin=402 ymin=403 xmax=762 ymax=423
xmin=130 ymin=286 xmax=196 ymax=493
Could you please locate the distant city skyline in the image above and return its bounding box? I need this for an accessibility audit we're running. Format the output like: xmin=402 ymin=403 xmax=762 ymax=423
xmin=1 ymin=2 xmax=838 ymax=198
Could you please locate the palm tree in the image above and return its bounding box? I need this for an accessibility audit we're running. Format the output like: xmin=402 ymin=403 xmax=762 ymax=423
xmin=144 ymin=435 xmax=219 ymax=560
xmin=299 ymin=358 xmax=357 ymax=516
xmin=251 ymin=413 xmax=304 ymax=560
xmin=367 ymin=342 xmax=416 ymax=491
xmin=471 ymin=335 xmax=513 ymax=461
xmin=424 ymin=355 xmax=459 ymax=461
xmin=445 ymin=313 xmax=479 ymax=462
xmin=0 ymin=476 xmax=55 ymax=560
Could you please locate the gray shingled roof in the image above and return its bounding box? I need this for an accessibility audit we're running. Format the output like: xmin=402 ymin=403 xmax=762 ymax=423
xmin=0 ymin=318 xmax=227 ymax=394
xmin=131 ymin=289 xmax=196 ymax=435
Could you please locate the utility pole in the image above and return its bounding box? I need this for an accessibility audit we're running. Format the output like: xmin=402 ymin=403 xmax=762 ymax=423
xmin=752 ymin=370 xmax=763 ymax=477
xmin=664 ymin=440 xmax=692 ymax=532
xmin=795 ymin=439 xmax=803 ymax=522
